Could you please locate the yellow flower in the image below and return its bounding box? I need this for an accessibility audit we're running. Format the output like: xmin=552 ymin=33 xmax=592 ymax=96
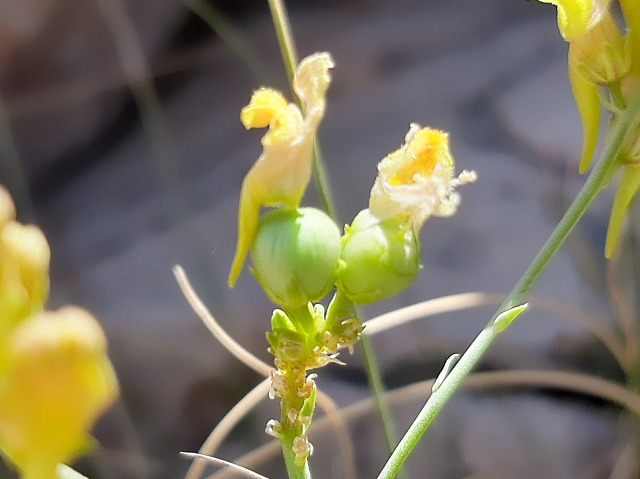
xmin=0 ymin=187 xmax=50 ymax=338
xmin=368 ymin=124 xmax=476 ymax=233
xmin=537 ymin=0 xmax=638 ymax=173
xmin=228 ymin=52 xmax=334 ymax=287
xmin=0 ymin=307 xmax=119 ymax=479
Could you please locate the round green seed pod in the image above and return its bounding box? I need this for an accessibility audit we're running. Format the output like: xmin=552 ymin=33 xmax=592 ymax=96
xmin=337 ymin=209 xmax=420 ymax=305
xmin=252 ymin=207 xmax=341 ymax=309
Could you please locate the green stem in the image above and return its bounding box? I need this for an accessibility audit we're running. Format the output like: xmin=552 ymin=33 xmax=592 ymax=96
xmin=312 ymin=143 xmax=339 ymax=221
xmin=359 ymin=332 xmax=407 ymax=479
xmin=267 ymin=0 xmax=298 ymax=88
xmin=281 ymin=433 xmax=311 ymax=479
xmin=376 ymin=91 xmax=640 ymax=479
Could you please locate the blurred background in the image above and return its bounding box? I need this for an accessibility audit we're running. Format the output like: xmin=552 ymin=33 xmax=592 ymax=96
xmin=0 ymin=0 xmax=636 ymax=478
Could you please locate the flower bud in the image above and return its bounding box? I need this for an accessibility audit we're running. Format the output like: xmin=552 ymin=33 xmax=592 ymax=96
xmin=337 ymin=209 xmax=421 ymax=305
xmin=252 ymin=207 xmax=341 ymax=309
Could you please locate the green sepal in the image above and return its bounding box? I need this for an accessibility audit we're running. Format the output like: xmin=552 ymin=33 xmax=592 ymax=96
xmin=569 ymin=45 xmax=602 ymax=174
xmin=266 ymin=328 xmax=307 ymax=363
xmin=299 ymin=384 xmax=317 ymax=435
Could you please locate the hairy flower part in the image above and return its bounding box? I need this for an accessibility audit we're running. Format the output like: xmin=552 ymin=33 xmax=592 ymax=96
xmin=228 ymin=52 xmax=334 ymax=287
xmin=0 ymin=307 xmax=119 ymax=479
xmin=369 ymin=124 xmax=476 ymax=233
xmin=292 ymin=436 xmax=313 ymax=465
xmin=538 ymin=0 xmax=611 ymax=41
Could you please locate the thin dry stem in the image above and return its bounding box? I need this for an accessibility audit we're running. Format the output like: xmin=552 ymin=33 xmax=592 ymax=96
xmin=182 ymin=453 xmax=271 ymax=479
xmin=174 ymin=265 xmax=271 ymax=376
xmin=364 ymin=292 xmax=626 ymax=369
xmin=607 ymin=254 xmax=640 ymax=369
xmin=186 ymin=378 xmax=272 ymax=479
xmin=608 ymin=442 xmax=638 ymax=479
xmin=209 ymin=369 xmax=640 ymax=477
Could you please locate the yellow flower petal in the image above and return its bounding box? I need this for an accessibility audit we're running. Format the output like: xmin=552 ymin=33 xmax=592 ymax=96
xmin=0 ymin=307 xmax=118 ymax=479
xmin=369 ymin=124 xmax=476 ymax=232
xmin=240 ymin=88 xmax=290 ymax=130
xmin=605 ymin=163 xmax=640 ymax=258
xmin=228 ymin=53 xmax=334 ymax=287
xmin=538 ymin=0 xmax=610 ymax=41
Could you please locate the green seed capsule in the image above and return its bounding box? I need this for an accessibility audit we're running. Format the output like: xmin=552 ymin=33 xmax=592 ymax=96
xmin=337 ymin=209 xmax=420 ymax=304
xmin=252 ymin=207 xmax=341 ymax=309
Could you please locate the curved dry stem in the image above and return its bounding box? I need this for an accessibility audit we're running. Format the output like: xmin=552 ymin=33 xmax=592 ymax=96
xmin=209 ymin=369 xmax=640 ymax=477
xmin=182 ymin=453 xmax=271 ymax=479
xmin=176 ymin=265 xmax=357 ymax=479
xmin=186 ymin=378 xmax=272 ymax=479
xmin=314 ymin=391 xmax=358 ymax=479
xmin=362 ymin=292 xmax=501 ymax=336
xmin=363 ymin=292 xmax=626 ymax=370
xmin=529 ymin=296 xmax=626 ymax=370
xmin=608 ymin=441 xmax=638 ymax=479
xmin=174 ymin=265 xmax=271 ymax=376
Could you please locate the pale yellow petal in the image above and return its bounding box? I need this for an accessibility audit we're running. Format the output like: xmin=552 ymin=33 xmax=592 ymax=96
xmin=292 ymin=52 xmax=334 ymax=119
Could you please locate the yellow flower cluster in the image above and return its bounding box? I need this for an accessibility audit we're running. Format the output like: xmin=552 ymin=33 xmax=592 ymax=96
xmin=540 ymin=0 xmax=640 ymax=257
xmin=0 ymin=186 xmax=118 ymax=479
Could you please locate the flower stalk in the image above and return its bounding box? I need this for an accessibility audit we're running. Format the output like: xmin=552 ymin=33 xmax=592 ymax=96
xmin=375 ymin=89 xmax=640 ymax=479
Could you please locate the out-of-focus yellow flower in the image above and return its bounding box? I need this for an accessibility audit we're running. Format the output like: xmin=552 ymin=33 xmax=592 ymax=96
xmin=369 ymin=124 xmax=476 ymax=233
xmin=620 ymin=0 xmax=640 ymax=100
xmin=0 ymin=188 xmax=50 ymax=339
xmin=537 ymin=0 xmax=636 ymax=173
xmin=228 ymin=52 xmax=334 ymax=287
xmin=0 ymin=307 xmax=119 ymax=479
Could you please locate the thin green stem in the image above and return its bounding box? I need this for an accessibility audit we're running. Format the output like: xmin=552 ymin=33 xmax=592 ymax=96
xmin=182 ymin=0 xmax=273 ymax=82
xmin=359 ymin=332 xmax=408 ymax=479
xmin=267 ymin=0 xmax=298 ymax=86
xmin=313 ymin=143 xmax=339 ymax=221
xmin=376 ymin=92 xmax=640 ymax=479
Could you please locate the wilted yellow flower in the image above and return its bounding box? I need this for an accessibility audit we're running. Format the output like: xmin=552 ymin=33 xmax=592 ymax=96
xmin=228 ymin=52 xmax=334 ymax=287
xmin=368 ymin=124 xmax=476 ymax=233
xmin=0 ymin=307 xmax=119 ymax=479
